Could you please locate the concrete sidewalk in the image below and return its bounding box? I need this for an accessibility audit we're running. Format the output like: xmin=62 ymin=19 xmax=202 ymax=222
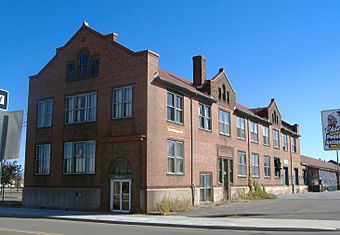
xmin=0 ymin=207 xmax=339 ymax=232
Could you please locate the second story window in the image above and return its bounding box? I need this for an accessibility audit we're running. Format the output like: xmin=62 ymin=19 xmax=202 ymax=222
xmin=236 ymin=116 xmax=245 ymax=139
xmin=65 ymin=92 xmax=97 ymax=124
xmin=78 ymin=51 xmax=88 ymax=78
xmin=273 ymin=129 xmax=279 ymax=149
xmin=35 ymin=144 xmax=51 ymax=175
xmin=63 ymin=140 xmax=96 ymax=174
xmin=250 ymin=121 xmax=258 ymax=143
xmin=112 ymin=86 xmax=133 ymax=119
xmin=198 ymin=103 xmax=211 ymax=130
xmin=167 ymin=139 xmax=184 ymax=175
xmin=37 ymin=99 xmax=53 ymax=128
xmin=291 ymin=137 xmax=297 ymax=152
xmin=263 ymin=126 xmax=269 ymax=146
xmin=219 ymin=110 xmax=230 ymax=136
xmin=282 ymin=134 xmax=288 ymax=151
xmin=167 ymin=92 xmax=183 ymax=123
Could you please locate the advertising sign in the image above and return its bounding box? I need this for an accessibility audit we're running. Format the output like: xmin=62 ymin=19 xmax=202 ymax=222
xmin=321 ymin=109 xmax=340 ymax=150
xmin=0 ymin=89 xmax=8 ymax=111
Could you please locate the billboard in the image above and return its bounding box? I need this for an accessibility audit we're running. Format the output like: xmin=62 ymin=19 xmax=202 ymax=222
xmin=0 ymin=111 xmax=23 ymax=160
xmin=321 ymin=109 xmax=340 ymax=151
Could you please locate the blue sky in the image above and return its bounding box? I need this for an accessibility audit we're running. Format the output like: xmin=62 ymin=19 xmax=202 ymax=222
xmin=1 ymin=0 xmax=340 ymax=166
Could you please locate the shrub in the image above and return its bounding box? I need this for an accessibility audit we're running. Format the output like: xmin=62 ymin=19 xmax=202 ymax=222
xmin=157 ymin=196 xmax=192 ymax=215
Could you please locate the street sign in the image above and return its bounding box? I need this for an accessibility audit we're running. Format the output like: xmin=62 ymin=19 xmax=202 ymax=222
xmin=321 ymin=109 xmax=340 ymax=150
xmin=0 ymin=89 xmax=8 ymax=111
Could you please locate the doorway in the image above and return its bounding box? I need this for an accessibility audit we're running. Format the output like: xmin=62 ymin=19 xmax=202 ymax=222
xmin=283 ymin=167 xmax=289 ymax=186
xmin=110 ymin=179 xmax=131 ymax=212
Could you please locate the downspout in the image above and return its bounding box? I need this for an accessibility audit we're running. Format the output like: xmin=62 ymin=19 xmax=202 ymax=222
xmin=246 ymin=119 xmax=252 ymax=191
xmin=289 ymin=136 xmax=294 ymax=193
xmin=190 ymin=97 xmax=195 ymax=206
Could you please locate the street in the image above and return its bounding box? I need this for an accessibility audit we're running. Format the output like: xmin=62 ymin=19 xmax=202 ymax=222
xmin=0 ymin=217 xmax=337 ymax=235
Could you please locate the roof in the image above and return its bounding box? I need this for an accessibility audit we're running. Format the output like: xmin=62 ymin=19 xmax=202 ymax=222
xmin=234 ymin=103 xmax=272 ymax=125
xmin=301 ymin=155 xmax=338 ymax=171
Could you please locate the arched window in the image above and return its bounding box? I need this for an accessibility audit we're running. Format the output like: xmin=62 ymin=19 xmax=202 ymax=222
xmin=78 ymin=51 xmax=88 ymax=77
xmin=222 ymin=85 xmax=226 ymax=101
xmin=218 ymin=88 xmax=222 ymax=99
xmin=111 ymin=159 xmax=132 ymax=176
xmin=226 ymin=91 xmax=230 ymax=103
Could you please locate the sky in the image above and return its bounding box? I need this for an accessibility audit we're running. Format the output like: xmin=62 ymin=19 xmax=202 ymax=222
xmin=1 ymin=0 xmax=340 ymax=166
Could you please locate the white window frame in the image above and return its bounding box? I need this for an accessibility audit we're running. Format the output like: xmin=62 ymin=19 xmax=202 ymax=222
xmin=291 ymin=137 xmax=297 ymax=153
xmin=112 ymin=86 xmax=133 ymax=119
xmin=37 ymin=99 xmax=53 ymax=128
xmin=263 ymin=126 xmax=269 ymax=146
xmin=273 ymin=129 xmax=279 ymax=149
xmin=264 ymin=155 xmax=271 ymax=178
xmin=167 ymin=140 xmax=184 ymax=175
xmin=167 ymin=91 xmax=183 ymax=123
xmin=251 ymin=153 xmax=259 ymax=178
xmin=35 ymin=144 xmax=51 ymax=175
xmin=65 ymin=92 xmax=97 ymax=124
xmin=250 ymin=121 xmax=258 ymax=143
xmin=63 ymin=140 xmax=96 ymax=175
xmin=237 ymin=151 xmax=247 ymax=177
xmin=219 ymin=110 xmax=230 ymax=136
xmin=198 ymin=103 xmax=211 ymax=131
xmin=236 ymin=117 xmax=245 ymax=140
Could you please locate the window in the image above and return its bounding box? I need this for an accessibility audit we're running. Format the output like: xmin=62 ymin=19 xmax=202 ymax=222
xmin=274 ymin=157 xmax=281 ymax=178
xmin=37 ymin=99 xmax=53 ymax=128
xmin=198 ymin=103 xmax=211 ymax=130
xmin=78 ymin=51 xmax=88 ymax=77
xmin=219 ymin=110 xmax=230 ymax=136
xmin=63 ymin=140 xmax=96 ymax=174
xmin=282 ymin=134 xmax=288 ymax=151
xmin=226 ymin=91 xmax=230 ymax=103
xmin=302 ymin=169 xmax=308 ymax=185
xmin=264 ymin=156 xmax=271 ymax=177
xmin=200 ymin=173 xmax=212 ymax=202
xmin=167 ymin=92 xmax=183 ymax=123
xmin=222 ymin=85 xmax=226 ymax=101
xmin=294 ymin=168 xmax=299 ymax=185
xmin=91 ymin=57 xmax=100 ymax=77
xmin=217 ymin=159 xmax=222 ymax=183
xmin=218 ymin=88 xmax=222 ymax=99
xmin=237 ymin=151 xmax=247 ymax=177
xmin=35 ymin=144 xmax=50 ymax=175
xmin=273 ymin=130 xmax=279 ymax=149
xmin=251 ymin=153 xmax=259 ymax=178
xmin=250 ymin=121 xmax=258 ymax=143
xmin=112 ymin=86 xmax=133 ymax=119
xmin=65 ymin=92 xmax=97 ymax=124
xmin=236 ymin=117 xmax=245 ymax=139
xmin=263 ymin=126 xmax=269 ymax=146
xmin=167 ymin=140 xmax=184 ymax=174
xmin=66 ymin=63 xmax=75 ymax=81
xmin=291 ymin=137 xmax=297 ymax=152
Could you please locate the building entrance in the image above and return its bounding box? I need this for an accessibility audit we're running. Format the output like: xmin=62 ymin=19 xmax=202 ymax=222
xmin=110 ymin=179 xmax=131 ymax=212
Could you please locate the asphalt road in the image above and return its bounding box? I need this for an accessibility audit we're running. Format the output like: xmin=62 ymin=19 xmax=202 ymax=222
xmin=0 ymin=217 xmax=337 ymax=235
xmin=181 ymin=191 xmax=340 ymax=220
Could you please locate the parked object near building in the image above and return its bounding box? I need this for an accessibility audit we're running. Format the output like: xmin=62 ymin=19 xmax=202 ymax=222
xmin=23 ymin=23 xmax=306 ymax=213
xmin=301 ymin=155 xmax=338 ymax=192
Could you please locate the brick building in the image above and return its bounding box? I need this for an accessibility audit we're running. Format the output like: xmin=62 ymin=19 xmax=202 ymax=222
xmin=23 ymin=23 xmax=306 ymax=213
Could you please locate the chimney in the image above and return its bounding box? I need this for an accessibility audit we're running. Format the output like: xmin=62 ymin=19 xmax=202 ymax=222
xmin=193 ymin=55 xmax=206 ymax=86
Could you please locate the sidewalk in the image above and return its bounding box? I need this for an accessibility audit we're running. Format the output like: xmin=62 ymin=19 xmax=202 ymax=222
xmin=0 ymin=207 xmax=339 ymax=232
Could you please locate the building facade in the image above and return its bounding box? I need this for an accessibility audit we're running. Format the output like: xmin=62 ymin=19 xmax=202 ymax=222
xmin=23 ymin=23 xmax=306 ymax=213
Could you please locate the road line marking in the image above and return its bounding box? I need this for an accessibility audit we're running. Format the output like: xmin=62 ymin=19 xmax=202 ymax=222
xmin=0 ymin=227 xmax=63 ymax=235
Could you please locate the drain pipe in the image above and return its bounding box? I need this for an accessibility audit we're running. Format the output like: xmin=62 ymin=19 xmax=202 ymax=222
xmin=190 ymin=97 xmax=195 ymax=206
xmin=289 ymin=136 xmax=294 ymax=193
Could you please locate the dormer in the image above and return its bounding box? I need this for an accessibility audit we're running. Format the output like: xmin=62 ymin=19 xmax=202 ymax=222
xmin=268 ymin=98 xmax=281 ymax=126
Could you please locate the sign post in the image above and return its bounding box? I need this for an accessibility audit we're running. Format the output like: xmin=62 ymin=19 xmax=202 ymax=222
xmin=321 ymin=109 xmax=340 ymax=189
xmin=0 ymin=88 xmax=9 ymax=198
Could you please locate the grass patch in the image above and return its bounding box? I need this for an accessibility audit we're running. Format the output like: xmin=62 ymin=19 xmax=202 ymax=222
xmin=157 ymin=197 xmax=192 ymax=215
xmin=240 ymin=190 xmax=277 ymax=200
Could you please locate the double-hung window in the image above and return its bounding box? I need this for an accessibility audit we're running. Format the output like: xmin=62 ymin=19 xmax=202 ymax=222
xmin=250 ymin=121 xmax=258 ymax=143
xmin=78 ymin=51 xmax=88 ymax=78
xmin=263 ymin=126 xmax=269 ymax=146
xmin=237 ymin=151 xmax=247 ymax=177
xmin=112 ymin=86 xmax=133 ymax=119
xmin=37 ymin=99 xmax=53 ymax=128
xmin=200 ymin=173 xmax=212 ymax=202
xmin=63 ymin=140 xmax=96 ymax=174
xmin=167 ymin=92 xmax=183 ymax=123
xmin=35 ymin=144 xmax=51 ymax=175
xmin=274 ymin=157 xmax=281 ymax=178
xmin=167 ymin=140 xmax=184 ymax=174
xmin=291 ymin=137 xmax=297 ymax=152
xmin=264 ymin=156 xmax=271 ymax=177
xmin=282 ymin=134 xmax=288 ymax=151
xmin=217 ymin=159 xmax=223 ymax=183
xmin=198 ymin=103 xmax=211 ymax=130
xmin=236 ymin=117 xmax=245 ymax=139
xmin=65 ymin=92 xmax=97 ymax=124
xmin=219 ymin=110 xmax=230 ymax=136
xmin=273 ymin=130 xmax=279 ymax=149
xmin=251 ymin=153 xmax=259 ymax=178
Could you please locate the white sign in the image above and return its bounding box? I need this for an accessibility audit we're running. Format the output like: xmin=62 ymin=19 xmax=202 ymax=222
xmin=0 ymin=89 xmax=8 ymax=111
xmin=168 ymin=127 xmax=184 ymax=135
xmin=321 ymin=109 xmax=340 ymax=150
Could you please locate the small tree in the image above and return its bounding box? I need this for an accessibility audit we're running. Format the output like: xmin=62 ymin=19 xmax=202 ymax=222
xmin=1 ymin=161 xmax=24 ymax=197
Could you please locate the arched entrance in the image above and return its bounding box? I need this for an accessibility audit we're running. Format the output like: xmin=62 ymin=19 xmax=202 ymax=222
xmin=109 ymin=159 xmax=132 ymax=212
